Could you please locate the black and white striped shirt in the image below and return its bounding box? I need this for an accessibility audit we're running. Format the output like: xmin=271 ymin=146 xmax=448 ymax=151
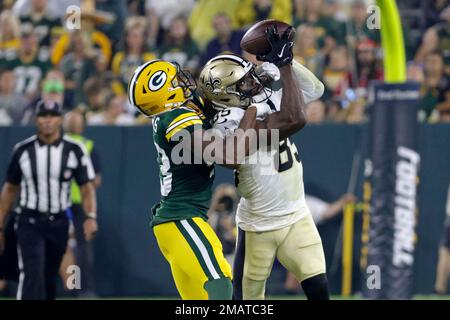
xmin=5 ymin=134 xmax=96 ymax=214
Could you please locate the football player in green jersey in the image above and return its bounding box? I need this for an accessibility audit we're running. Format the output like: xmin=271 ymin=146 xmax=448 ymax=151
xmin=128 ymin=59 xmax=257 ymax=300
xmin=128 ymin=31 xmax=307 ymax=299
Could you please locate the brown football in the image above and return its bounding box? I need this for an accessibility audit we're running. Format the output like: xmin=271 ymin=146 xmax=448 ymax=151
xmin=240 ymin=19 xmax=294 ymax=55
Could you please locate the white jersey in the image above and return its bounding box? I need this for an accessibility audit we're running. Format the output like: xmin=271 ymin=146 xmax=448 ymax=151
xmin=212 ymin=64 xmax=323 ymax=232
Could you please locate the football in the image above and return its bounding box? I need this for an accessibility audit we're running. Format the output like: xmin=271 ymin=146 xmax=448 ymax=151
xmin=240 ymin=19 xmax=294 ymax=56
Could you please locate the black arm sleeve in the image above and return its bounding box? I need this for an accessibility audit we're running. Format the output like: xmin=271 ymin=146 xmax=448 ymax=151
xmin=72 ymin=145 xmax=95 ymax=186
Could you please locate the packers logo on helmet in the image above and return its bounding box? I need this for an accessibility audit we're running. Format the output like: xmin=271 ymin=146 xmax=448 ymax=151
xmin=149 ymin=70 xmax=167 ymax=91
xmin=128 ymin=60 xmax=195 ymax=117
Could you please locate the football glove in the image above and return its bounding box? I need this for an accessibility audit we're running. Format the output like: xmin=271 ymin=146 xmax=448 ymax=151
xmin=257 ymin=25 xmax=295 ymax=67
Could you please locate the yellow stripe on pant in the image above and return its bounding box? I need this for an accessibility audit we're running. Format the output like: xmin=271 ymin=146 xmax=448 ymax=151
xmin=153 ymin=217 xmax=232 ymax=300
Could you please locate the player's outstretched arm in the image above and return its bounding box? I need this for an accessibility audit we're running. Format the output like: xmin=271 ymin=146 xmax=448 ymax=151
xmin=256 ymin=64 xmax=307 ymax=142
xmin=254 ymin=26 xmax=307 ymax=142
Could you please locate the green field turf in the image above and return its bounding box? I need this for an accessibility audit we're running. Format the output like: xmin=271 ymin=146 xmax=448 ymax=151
xmin=69 ymin=294 xmax=450 ymax=300
xmin=1 ymin=294 xmax=450 ymax=300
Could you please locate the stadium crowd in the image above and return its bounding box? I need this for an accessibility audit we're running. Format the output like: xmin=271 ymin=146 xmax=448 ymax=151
xmin=0 ymin=0 xmax=449 ymax=126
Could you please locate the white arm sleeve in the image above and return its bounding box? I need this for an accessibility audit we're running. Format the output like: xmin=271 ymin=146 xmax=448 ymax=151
xmin=292 ymin=59 xmax=325 ymax=104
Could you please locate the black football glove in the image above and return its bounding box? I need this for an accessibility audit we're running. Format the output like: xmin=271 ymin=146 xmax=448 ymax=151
xmin=257 ymin=25 xmax=295 ymax=67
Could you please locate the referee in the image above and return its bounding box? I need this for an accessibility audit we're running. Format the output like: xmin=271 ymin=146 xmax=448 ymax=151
xmin=0 ymin=100 xmax=98 ymax=300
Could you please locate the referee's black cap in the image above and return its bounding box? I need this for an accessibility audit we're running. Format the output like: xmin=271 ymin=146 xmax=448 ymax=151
xmin=35 ymin=100 xmax=63 ymax=117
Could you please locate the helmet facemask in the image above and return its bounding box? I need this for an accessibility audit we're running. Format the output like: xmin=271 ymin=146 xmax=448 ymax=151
xmin=235 ymin=67 xmax=272 ymax=107
xmin=199 ymin=54 xmax=276 ymax=113
xmin=173 ymin=62 xmax=197 ymax=100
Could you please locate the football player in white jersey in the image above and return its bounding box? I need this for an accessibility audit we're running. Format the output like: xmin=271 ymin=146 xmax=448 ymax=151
xmin=198 ymin=26 xmax=330 ymax=300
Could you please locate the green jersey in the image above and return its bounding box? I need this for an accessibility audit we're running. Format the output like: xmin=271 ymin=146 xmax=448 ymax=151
xmin=151 ymin=102 xmax=214 ymax=226
xmin=6 ymin=55 xmax=51 ymax=95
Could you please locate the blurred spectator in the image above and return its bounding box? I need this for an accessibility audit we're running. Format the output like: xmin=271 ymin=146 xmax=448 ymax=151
xmin=326 ymin=98 xmax=342 ymax=121
xmin=12 ymin=0 xmax=80 ymax=20
xmin=145 ymin=0 xmax=195 ymax=47
xmin=407 ymin=62 xmax=425 ymax=83
xmin=1 ymin=0 xmax=15 ymax=10
xmin=95 ymin=0 xmax=126 ymax=50
xmin=415 ymin=5 xmax=450 ymax=76
xmin=322 ymin=46 xmax=349 ymax=100
xmin=293 ymin=0 xmax=344 ymax=55
xmin=235 ymin=0 xmax=292 ymax=28
xmin=87 ymin=94 xmax=135 ymax=126
xmin=208 ymin=184 xmax=238 ymax=266
xmin=127 ymin=0 xmax=146 ymax=17
xmin=48 ymin=26 xmax=65 ymax=57
xmin=293 ymin=24 xmax=325 ymax=76
xmin=0 ymin=0 xmax=447 ymax=127
xmin=201 ymin=13 xmax=246 ymax=66
xmin=93 ymin=54 xmax=118 ymax=98
xmin=188 ymin=0 xmax=241 ymax=50
xmin=7 ymin=26 xmax=51 ymax=102
xmin=342 ymin=98 xmax=367 ymax=123
xmin=13 ymin=0 xmax=62 ymax=60
xmin=59 ymin=30 xmax=96 ymax=108
xmin=308 ymin=193 xmax=357 ymax=226
xmin=82 ymin=77 xmax=111 ymax=117
xmin=305 ymin=100 xmax=327 ymax=123
xmin=346 ymin=0 xmax=380 ymax=47
xmin=0 ymin=69 xmax=28 ymax=125
xmin=158 ymin=15 xmax=200 ymax=74
xmin=0 ymin=11 xmax=21 ymax=62
xmin=434 ymin=183 xmax=450 ymax=295
xmin=51 ymin=1 xmax=113 ymax=66
xmin=323 ymin=0 xmax=348 ymax=23
xmin=42 ymin=69 xmax=65 ymax=105
xmin=346 ymin=39 xmax=383 ymax=98
xmin=20 ymin=69 xmax=65 ymax=125
xmin=425 ymin=0 xmax=449 ymax=28
xmin=112 ymin=16 xmax=156 ymax=96
xmin=419 ymin=51 xmax=449 ymax=122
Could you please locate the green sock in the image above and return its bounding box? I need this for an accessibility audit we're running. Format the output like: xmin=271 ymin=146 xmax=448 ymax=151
xmin=204 ymin=278 xmax=233 ymax=300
